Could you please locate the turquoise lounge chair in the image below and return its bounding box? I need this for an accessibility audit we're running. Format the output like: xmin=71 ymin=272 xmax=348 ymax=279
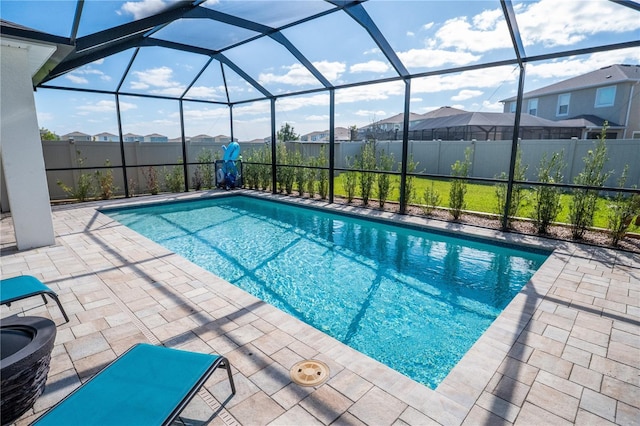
xmin=32 ymin=343 xmax=236 ymax=425
xmin=0 ymin=275 xmax=69 ymax=323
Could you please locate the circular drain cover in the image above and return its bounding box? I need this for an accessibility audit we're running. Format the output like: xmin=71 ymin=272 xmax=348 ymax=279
xmin=290 ymin=360 xmax=330 ymax=387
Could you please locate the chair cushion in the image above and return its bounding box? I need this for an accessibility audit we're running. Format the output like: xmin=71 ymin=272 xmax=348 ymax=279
xmin=33 ymin=344 xmax=220 ymax=426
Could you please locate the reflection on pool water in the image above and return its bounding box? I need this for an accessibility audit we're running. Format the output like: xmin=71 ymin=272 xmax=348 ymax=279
xmin=105 ymin=195 xmax=549 ymax=389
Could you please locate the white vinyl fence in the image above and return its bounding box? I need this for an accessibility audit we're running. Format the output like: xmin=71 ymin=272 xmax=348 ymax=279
xmin=1 ymin=138 xmax=637 ymax=209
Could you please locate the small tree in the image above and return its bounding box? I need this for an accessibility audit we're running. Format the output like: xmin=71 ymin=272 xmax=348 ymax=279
xmin=569 ymin=123 xmax=613 ymax=239
xmin=95 ymin=159 xmax=118 ymax=200
xmin=277 ymin=123 xmax=299 ymax=142
xmin=531 ymin=151 xmax=565 ymax=234
xmin=317 ymin=146 xmax=329 ymax=199
xmin=293 ymin=150 xmax=307 ymax=196
xmin=276 ymin=142 xmax=294 ymax=193
xmin=422 ymin=182 xmax=441 ymax=215
xmin=196 ymin=149 xmax=215 ymax=189
xmin=144 ymin=166 xmax=160 ymax=195
xmin=376 ymin=149 xmax=394 ymax=208
xmin=449 ymin=147 xmax=473 ymax=220
xmin=343 ymin=156 xmax=358 ymax=203
xmin=57 ymin=150 xmax=94 ymax=201
xmin=403 ymin=154 xmax=419 ymax=206
xmin=165 ymin=158 xmax=185 ymax=193
xmin=495 ymin=148 xmax=528 ymax=226
xmin=607 ymin=166 xmax=640 ymax=246
xmin=357 ymin=140 xmax=377 ymax=206
xmin=349 ymin=125 xmax=358 ymax=141
xmin=40 ymin=127 xmax=59 ymax=141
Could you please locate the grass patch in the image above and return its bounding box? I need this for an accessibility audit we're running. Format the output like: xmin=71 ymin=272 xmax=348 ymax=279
xmin=333 ymin=173 xmax=639 ymax=232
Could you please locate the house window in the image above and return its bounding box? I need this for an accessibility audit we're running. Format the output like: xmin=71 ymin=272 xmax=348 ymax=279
xmin=528 ymin=98 xmax=538 ymax=116
xmin=632 ymin=131 xmax=640 ymax=139
xmin=595 ymin=86 xmax=616 ymax=107
xmin=509 ymin=102 xmax=516 ymax=113
xmin=557 ymin=93 xmax=570 ymax=116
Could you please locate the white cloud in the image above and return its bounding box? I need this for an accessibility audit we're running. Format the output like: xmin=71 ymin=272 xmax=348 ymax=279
xmin=258 ymin=61 xmax=346 ymax=86
xmin=130 ymin=66 xmax=187 ymax=95
xmin=451 ymin=89 xmax=483 ymax=101
xmin=412 ymin=66 xmax=517 ymax=94
xmin=130 ymin=81 xmax=150 ymax=90
xmin=132 ymin=66 xmax=176 ymax=88
xmin=406 ymin=31 xmax=415 ymax=37
xmin=480 ymin=100 xmax=503 ymax=112
xmin=186 ymin=86 xmax=223 ymax=100
xmin=70 ymin=67 xmax=112 ymax=82
xmin=336 ymin=81 xmax=404 ymax=104
xmin=526 ymin=48 xmax=640 ymax=80
xmin=276 ymin=94 xmax=329 ymax=112
xmin=435 ymin=16 xmax=511 ymax=53
xmin=313 ymin=61 xmax=346 ymax=81
xmin=66 ymin=74 xmax=88 ymax=84
xmin=119 ymin=0 xmax=169 ymax=20
xmin=37 ymin=112 xmax=54 ymax=123
xmin=182 ymin=107 xmax=229 ymax=121
xmin=306 ymin=115 xmax=329 ymax=121
xmin=355 ymin=110 xmax=387 ymax=118
xmin=233 ymin=101 xmax=275 ymax=117
xmin=350 ymin=60 xmax=390 ymax=74
xmin=397 ymin=48 xmax=480 ymax=68
xmin=516 ymin=0 xmax=640 ymax=47
xmin=77 ymin=100 xmax=137 ymax=113
xmin=259 ymin=63 xmax=319 ymax=86
xmin=410 ymin=97 xmax=423 ymax=103
xmin=422 ymin=22 xmax=434 ymax=31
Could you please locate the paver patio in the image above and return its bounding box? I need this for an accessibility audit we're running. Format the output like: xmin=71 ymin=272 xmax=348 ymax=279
xmin=1 ymin=191 xmax=638 ymax=425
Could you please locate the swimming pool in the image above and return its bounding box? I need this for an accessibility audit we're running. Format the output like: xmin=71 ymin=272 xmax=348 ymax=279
xmin=105 ymin=195 xmax=549 ymax=388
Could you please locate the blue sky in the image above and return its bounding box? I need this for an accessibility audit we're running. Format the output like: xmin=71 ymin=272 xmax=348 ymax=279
xmin=2 ymin=0 xmax=639 ymax=141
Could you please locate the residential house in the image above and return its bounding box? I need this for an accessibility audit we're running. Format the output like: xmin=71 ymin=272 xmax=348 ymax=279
xmin=213 ymin=135 xmax=237 ymax=143
xmin=123 ymin=133 xmax=142 ymax=142
xmin=94 ymin=132 xmax=119 ymax=142
xmin=502 ymin=64 xmax=640 ymax=139
xmin=300 ymin=127 xmax=351 ymax=142
xmin=143 ymin=133 xmax=168 ymax=142
xmin=61 ymin=131 xmax=92 ymax=142
xmin=408 ymin=111 xmax=583 ymax=141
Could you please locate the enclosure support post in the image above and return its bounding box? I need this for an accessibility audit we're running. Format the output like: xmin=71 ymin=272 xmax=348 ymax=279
xmin=115 ymin=93 xmax=129 ymax=198
xmin=179 ymin=100 xmax=189 ymax=192
xmin=501 ymin=0 xmax=526 ymax=230
xmin=399 ymin=79 xmax=411 ymax=214
xmin=270 ymin=98 xmax=277 ymax=193
xmin=502 ymin=65 xmax=525 ymax=230
xmin=229 ymin=104 xmax=234 ymax=144
xmin=329 ymin=89 xmax=335 ymax=204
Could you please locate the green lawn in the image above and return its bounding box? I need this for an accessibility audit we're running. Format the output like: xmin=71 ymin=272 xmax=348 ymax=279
xmin=333 ymin=173 xmax=639 ymax=232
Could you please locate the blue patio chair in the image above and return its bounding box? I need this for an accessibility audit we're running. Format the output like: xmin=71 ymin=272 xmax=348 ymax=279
xmin=32 ymin=343 xmax=236 ymax=426
xmin=0 ymin=275 xmax=69 ymax=323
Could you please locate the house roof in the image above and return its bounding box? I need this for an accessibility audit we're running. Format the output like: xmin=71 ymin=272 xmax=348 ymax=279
xmin=62 ymin=131 xmax=90 ymax=137
xmin=503 ymin=64 xmax=640 ymax=102
xmin=94 ymin=132 xmax=117 ymax=137
xmin=409 ymin=111 xmax=581 ymax=131
xmin=365 ymin=112 xmax=425 ymax=128
xmin=421 ymin=106 xmax=468 ymax=118
xmin=556 ymin=115 xmax=622 ymax=129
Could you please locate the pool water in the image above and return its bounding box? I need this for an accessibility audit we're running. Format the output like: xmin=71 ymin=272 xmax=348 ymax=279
xmin=105 ymin=196 xmax=549 ymax=388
